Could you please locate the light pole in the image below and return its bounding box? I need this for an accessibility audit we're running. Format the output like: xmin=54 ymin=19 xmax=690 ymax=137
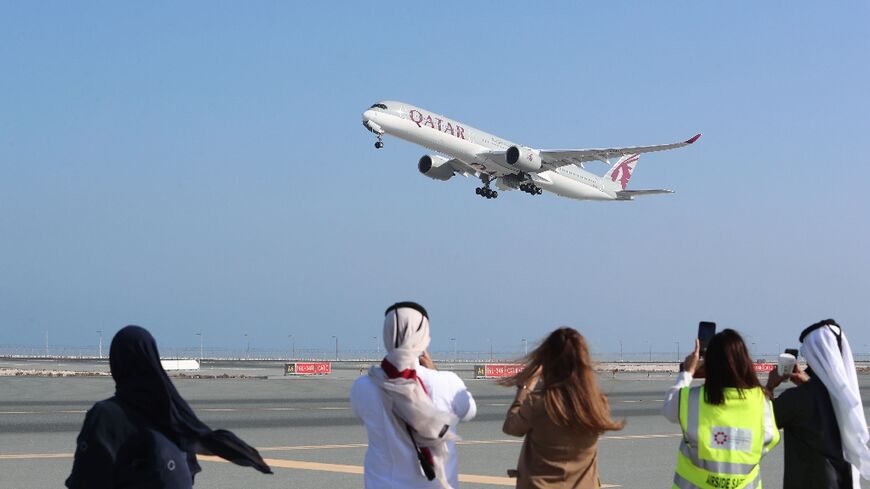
xmin=373 ymin=336 xmax=379 ymax=357
xmin=332 ymin=335 xmax=338 ymax=360
xmin=752 ymin=342 xmax=757 ymax=359
xmin=647 ymin=341 xmax=652 ymax=362
xmin=450 ymin=337 xmax=457 ymax=361
xmin=196 ymin=332 xmax=203 ymax=362
xmin=619 ymin=340 xmax=623 ymax=362
xmin=97 ymin=330 xmax=103 ymax=359
xmin=45 ymin=330 xmax=48 ymax=357
xmin=522 ymin=338 xmax=528 ymax=356
xmin=675 ymin=341 xmax=680 ymax=362
xmin=488 ymin=338 xmax=493 ymax=362
xmin=244 ymin=334 xmax=249 ymax=360
xmin=288 ymin=334 xmax=294 ymax=360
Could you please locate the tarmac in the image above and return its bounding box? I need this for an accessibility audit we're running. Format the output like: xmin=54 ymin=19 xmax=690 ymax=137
xmin=1 ymin=360 xmax=868 ymax=489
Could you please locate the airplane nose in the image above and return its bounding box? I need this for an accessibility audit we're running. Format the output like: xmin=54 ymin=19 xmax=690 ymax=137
xmin=362 ymin=110 xmax=384 ymax=135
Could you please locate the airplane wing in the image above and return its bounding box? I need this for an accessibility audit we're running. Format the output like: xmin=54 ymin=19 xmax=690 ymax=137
xmin=615 ymin=189 xmax=674 ymax=200
xmin=540 ymin=133 xmax=701 ymax=170
xmin=445 ymin=158 xmax=484 ymax=177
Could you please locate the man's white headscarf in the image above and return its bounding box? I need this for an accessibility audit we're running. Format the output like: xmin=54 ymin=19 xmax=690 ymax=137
xmin=368 ymin=302 xmax=458 ymax=489
xmin=800 ymin=319 xmax=870 ymax=484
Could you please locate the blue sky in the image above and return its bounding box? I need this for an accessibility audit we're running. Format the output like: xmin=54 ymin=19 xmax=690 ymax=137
xmin=1 ymin=2 xmax=868 ymax=358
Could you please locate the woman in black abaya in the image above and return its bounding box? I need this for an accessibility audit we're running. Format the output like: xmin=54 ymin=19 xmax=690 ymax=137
xmin=66 ymin=325 xmax=271 ymax=489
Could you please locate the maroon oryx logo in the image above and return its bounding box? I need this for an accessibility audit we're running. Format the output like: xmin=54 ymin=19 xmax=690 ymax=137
xmin=610 ymin=154 xmax=639 ymax=189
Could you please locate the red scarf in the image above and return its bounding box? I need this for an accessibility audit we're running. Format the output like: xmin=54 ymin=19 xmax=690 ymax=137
xmin=380 ymin=359 xmax=435 ymax=468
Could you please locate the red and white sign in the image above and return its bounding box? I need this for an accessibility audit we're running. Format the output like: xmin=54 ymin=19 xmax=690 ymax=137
xmin=474 ymin=364 xmax=524 ymax=379
xmin=752 ymin=363 xmax=776 ymax=373
xmin=285 ymin=362 xmax=332 ymax=375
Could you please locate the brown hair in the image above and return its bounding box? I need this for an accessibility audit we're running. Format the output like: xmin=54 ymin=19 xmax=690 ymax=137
xmin=499 ymin=327 xmax=624 ymax=433
xmin=703 ymin=328 xmax=761 ymax=405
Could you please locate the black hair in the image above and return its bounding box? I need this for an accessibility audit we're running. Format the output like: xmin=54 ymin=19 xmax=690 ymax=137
xmin=703 ymin=329 xmax=761 ymax=405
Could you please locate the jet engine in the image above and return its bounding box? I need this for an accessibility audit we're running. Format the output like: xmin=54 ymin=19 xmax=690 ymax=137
xmin=505 ymin=145 xmax=542 ymax=172
xmin=418 ymin=155 xmax=455 ymax=181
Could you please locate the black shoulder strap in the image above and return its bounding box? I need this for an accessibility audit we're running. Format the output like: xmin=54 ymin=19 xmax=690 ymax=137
xmin=404 ymin=423 xmax=436 ymax=481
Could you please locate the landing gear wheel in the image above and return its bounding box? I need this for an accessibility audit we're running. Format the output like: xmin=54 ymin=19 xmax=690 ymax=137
xmin=475 ymin=187 xmax=482 ymax=195
xmin=536 ymin=188 xmax=542 ymax=195
xmin=374 ymin=141 xmax=384 ymax=149
xmin=492 ymin=191 xmax=498 ymax=198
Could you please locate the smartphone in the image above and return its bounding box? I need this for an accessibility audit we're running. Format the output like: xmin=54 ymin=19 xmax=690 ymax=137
xmin=785 ymin=348 xmax=799 ymax=358
xmin=778 ymin=353 xmax=797 ymax=376
xmin=698 ymin=322 xmax=717 ymax=357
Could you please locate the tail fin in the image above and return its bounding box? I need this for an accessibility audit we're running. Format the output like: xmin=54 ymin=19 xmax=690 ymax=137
xmin=604 ymin=154 xmax=639 ymax=190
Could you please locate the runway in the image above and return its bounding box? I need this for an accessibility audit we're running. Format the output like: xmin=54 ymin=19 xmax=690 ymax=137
xmin=2 ymin=366 xmax=868 ymax=489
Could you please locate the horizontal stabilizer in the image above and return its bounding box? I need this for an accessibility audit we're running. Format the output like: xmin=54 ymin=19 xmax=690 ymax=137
xmin=615 ymin=189 xmax=674 ymax=200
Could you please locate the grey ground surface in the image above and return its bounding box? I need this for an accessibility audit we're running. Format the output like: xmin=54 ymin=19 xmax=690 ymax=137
xmin=1 ymin=360 xmax=868 ymax=489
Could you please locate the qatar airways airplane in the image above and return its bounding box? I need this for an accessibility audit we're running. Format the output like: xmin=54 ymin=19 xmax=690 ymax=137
xmin=361 ymin=101 xmax=700 ymax=201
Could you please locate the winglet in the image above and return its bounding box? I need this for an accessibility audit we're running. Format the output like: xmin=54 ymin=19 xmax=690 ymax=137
xmin=685 ymin=133 xmax=702 ymax=144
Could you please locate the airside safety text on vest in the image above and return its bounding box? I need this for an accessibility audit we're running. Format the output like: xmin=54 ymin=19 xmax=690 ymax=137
xmin=705 ymin=474 xmax=745 ymax=489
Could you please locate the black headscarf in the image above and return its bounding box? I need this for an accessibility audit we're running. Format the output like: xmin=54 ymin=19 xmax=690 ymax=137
xmin=110 ymin=325 xmax=272 ymax=475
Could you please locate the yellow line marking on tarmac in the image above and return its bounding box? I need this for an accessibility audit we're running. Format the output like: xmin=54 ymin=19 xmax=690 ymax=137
xmin=259 ymin=443 xmax=369 ymax=451
xmin=256 ymin=435 xmax=680 ymax=454
xmin=0 ymin=451 xmax=628 ymax=487
xmin=199 ymin=455 xmax=621 ymax=487
xmin=603 ymin=433 xmax=682 ymax=441
xmin=0 ymin=410 xmax=87 ymax=415
xmin=0 ymin=435 xmax=683 ymax=463
xmin=0 ymin=453 xmax=73 ymax=460
xmin=0 ymin=407 xmax=354 ymax=415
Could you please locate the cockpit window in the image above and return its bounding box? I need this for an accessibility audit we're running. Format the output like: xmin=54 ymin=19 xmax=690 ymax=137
xmin=369 ymin=103 xmax=388 ymax=110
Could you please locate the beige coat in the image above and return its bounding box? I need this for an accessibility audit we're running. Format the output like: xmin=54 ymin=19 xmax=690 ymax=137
xmin=502 ymin=387 xmax=601 ymax=489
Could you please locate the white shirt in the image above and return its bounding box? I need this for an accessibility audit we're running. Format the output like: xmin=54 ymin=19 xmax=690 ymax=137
xmin=350 ymin=364 xmax=477 ymax=489
xmin=662 ymin=371 xmax=694 ymax=423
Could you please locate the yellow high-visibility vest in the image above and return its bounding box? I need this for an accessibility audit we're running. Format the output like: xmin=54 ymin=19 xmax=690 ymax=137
xmin=673 ymin=385 xmax=779 ymax=489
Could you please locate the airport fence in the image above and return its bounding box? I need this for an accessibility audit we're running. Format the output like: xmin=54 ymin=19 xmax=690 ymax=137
xmin=4 ymin=344 xmax=869 ymax=363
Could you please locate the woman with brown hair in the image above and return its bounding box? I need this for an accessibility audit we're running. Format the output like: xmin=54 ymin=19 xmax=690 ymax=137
xmin=499 ymin=327 xmax=624 ymax=489
xmin=662 ymin=329 xmax=779 ymax=489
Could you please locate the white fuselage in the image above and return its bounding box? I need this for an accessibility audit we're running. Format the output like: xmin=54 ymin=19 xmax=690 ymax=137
xmin=362 ymin=101 xmax=616 ymax=200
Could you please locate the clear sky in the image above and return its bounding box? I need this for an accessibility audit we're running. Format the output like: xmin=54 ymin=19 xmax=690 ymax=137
xmin=1 ymin=2 xmax=868 ymax=359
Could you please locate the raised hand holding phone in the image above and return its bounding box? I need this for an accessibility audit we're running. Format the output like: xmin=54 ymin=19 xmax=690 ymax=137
xmin=419 ymin=351 xmax=436 ymax=370
xmin=683 ymin=339 xmax=702 ymax=377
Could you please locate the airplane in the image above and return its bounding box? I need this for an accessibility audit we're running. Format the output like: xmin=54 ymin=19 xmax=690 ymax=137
xmin=361 ymin=101 xmax=700 ymax=201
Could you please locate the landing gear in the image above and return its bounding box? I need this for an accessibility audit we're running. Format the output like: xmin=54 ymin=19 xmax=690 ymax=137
xmin=475 ymin=176 xmax=498 ymax=199
xmin=374 ymin=136 xmax=384 ymax=149
xmin=519 ymin=182 xmax=542 ymax=196
xmin=475 ymin=186 xmax=497 ymax=199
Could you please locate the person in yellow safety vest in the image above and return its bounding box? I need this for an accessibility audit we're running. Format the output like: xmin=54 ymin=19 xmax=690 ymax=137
xmin=663 ymin=329 xmax=780 ymax=489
